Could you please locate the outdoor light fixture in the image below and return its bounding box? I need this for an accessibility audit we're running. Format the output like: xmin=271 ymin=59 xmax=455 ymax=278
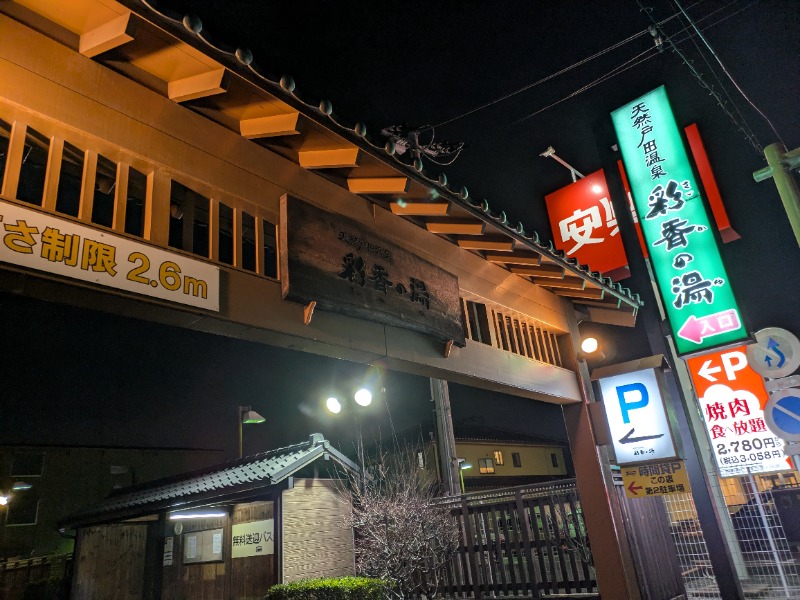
xmin=354 ymin=388 xmax=373 ymax=407
xmin=0 ymin=495 xmax=8 ymax=506
xmin=326 ymin=397 xmax=342 ymax=414
xmin=238 ymin=405 xmax=266 ymax=459
xmin=580 ymin=337 xmax=599 ymax=354
xmin=457 ymin=458 xmax=473 ymax=494
xmin=169 ymin=511 xmax=226 ymax=520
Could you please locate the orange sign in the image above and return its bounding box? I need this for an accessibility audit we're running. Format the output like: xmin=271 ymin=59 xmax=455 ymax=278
xmin=686 ymin=346 xmax=790 ymax=476
xmin=621 ymin=461 xmax=691 ymax=499
xmin=545 ymin=170 xmax=629 ymax=280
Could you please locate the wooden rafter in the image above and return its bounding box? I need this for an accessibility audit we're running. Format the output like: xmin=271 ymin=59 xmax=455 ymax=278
xmin=347 ymin=177 xmax=408 ymax=194
xmin=239 ymin=112 xmax=300 ymax=138
xmin=456 ymin=237 xmax=514 ymax=252
xmin=298 ymin=148 xmax=361 ymax=169
xmin=484 ymin=251 xmax=541 ymax=266
xmin=79 ymin=12 xmax=136 ymax=58
xmin=390 ymin=201 xmax=449 ymax=216
xmin=509 ymin=264 xmax=565 ymax=279
xmin=553 ymin=288 xmax=605 ymax=300
xmin=168 ymin=68 xmax=229 ymax=102
xmin=534 ymin=277 xmax=586 ymax=290
xmin=425 ymin=219 xmax=485 ymax=235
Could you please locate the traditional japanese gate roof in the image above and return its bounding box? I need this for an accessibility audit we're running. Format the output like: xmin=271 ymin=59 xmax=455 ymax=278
xmin=2 ymin=0 xmax=642 ymax=321
xmin=60 ymin=434 xmax=356 ymax=529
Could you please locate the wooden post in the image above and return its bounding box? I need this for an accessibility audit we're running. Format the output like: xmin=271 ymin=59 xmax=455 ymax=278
xmin=144 ymin=171 xmax=170 ymax=246
xmin=561 ymin=301 xmax=642 ymax=600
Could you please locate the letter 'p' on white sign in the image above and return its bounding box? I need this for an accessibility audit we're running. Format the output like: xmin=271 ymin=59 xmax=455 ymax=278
xmin=598 ymin=367 xmax=678 ymax=465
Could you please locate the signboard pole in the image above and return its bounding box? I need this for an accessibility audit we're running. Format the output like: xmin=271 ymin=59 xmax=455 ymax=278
xmin=594 ymin=115 xmax=746 ymax=599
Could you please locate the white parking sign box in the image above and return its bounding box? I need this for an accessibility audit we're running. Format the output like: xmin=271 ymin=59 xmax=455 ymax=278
xmin=597 ymin=367 xmax=679 ymax=465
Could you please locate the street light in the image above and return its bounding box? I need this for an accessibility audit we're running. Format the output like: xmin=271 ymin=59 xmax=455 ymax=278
xmin=354 ymin=388 xmax=372 ymax=407
xmin=238 ymin=405 xmax=265 ymax=458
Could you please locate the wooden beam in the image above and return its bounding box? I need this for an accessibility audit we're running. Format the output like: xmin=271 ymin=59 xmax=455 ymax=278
xmin=239 ymin=112 xmax=300 ymax=138
xmin=553 ymin=288 xmax=606 ymax=300
xmin=533 ymin=276 xmax=586 ymax=290
xmin=78 ymin=150 xmax=97 ymax=222
xmin=298 ymin=148 xmax=360 ymax=169
xmin=456 ymin=237 xmax=514 ymax=252
xmin=390 ymin=201 xmax=449 ymax=216
xmin=42 ymin=136 xmax=64 ymax=212
xmin=168 ymin=68 xmax=229 ymax=102
xmin=112 ymin=163 xmax=129 ymax=233
xmin=79 ymin=12 xmax=136 ymax=58
xmin=484 ymin=251 xmax=541 ymax=266
xmin=347 ymin=177 xmax=409 ymax=194
xmin=509 ymin=264 xmax=565 ymax=278
xmin=426 ymin=219 xmax=485 ymax=235
xmin=1 ymin=121 xmax=27 ymax=200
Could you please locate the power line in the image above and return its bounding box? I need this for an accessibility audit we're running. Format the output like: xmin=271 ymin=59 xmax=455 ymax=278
xmin=671 ymin=0 xmax=785 ymax=147
xmin=509 ymin=2 xmax=751 ymax=128
xmin=637 ymin=0 xmax=764 ymax=153
xmin=426 ymin=2 xmax=706 ymax=132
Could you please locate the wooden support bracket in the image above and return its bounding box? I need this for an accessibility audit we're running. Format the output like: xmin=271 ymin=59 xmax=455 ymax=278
xmin=303 ymin=301 xmax=317 ymax=325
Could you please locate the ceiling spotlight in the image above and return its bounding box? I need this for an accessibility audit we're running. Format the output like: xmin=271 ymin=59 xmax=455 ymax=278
xmin=326 ymin=397 xmax=342 ymax=414
xmin=581 ymin=337 xmax=599 ymax=354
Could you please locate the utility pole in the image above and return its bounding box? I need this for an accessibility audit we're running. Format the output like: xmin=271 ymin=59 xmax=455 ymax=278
xmin=431 ymin=378 xmax=461 ymax=495
xmin=753 ymin=143 xmax=800 ymax=246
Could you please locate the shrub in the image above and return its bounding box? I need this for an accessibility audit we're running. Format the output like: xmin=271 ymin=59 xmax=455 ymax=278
xmin=266 ymin=576 xmax=390 ymax=600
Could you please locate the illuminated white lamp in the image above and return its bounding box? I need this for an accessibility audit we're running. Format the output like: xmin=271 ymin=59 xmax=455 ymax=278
xmin=581 ymin=337 xmax=599 ymax=354
xmin=326 ymin=397 xmax=342 ymax=414
xmin=169 ymin=511 xmax=226 ymax=520
xmin=354 ymin=388 xmax=373 ymax=407
xmin=0 ymin=495 xmax=8 ymax=506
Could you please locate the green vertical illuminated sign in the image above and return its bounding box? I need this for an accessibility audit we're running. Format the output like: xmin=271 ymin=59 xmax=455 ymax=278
xmin=611 ymin=86 xmax=746 ymax=354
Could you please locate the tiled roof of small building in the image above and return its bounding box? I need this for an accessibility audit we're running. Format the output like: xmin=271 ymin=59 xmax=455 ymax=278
xmin=61 ymin=433 xmax=355 ymax=528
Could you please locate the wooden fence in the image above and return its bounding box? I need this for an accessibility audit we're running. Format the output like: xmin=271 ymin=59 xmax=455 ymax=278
xmin=436 ymin=479 xmax=597 ymax=598
xmin=0 ymin=554 xmax=72 ymax=600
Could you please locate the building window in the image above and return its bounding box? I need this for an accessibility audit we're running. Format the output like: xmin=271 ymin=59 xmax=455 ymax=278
xmin=11 ymin=453 xmax=44 ymax=477
xmin=6 ymin=494 xmax=39 ymax=526
xmin=479 ymin=458 xmax=495 ymax=474
xmin=493 ymin=451 xmax=504 ymax=466
xmin=512 ymin=452 xmax=522 ymax=468
xmin=17 ymin=125 xmax=50 ymax=206
xmin=551 ymin=453 xmax=559 ymax=468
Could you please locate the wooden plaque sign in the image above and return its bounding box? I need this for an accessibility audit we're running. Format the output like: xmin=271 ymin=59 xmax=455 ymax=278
xmin=280 ymin=197 xmax=465 ymax=346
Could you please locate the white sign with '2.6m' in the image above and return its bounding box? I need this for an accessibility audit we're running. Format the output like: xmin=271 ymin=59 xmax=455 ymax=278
xmin=599 ymin=368 xmax=678 ymax=465
xmin=0 ymin=200 xmax=219 ymax=311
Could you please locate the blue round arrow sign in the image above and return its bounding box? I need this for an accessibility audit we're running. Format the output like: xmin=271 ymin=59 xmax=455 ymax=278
xmin=764 ymin=389 xmax=800 ymax=442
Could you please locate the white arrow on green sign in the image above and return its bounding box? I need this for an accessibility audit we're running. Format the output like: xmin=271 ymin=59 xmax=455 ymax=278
xmin=611 ymin=86 xmax=747 ymax=354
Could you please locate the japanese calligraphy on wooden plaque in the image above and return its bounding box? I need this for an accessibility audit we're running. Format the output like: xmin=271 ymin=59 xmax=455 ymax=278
xmin=280 ymin=197 xmax=465 ymax=346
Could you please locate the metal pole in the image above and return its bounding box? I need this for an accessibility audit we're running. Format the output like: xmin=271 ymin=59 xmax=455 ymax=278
xmin=745 ymin=475 xmax=791 ymax=598
xmin=238 ymin=406 xmax=244 ymax=459
xmin=593 ymin=116 xmax=746 ymax=599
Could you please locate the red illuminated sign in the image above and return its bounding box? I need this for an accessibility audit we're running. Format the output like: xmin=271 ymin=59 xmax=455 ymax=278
xmin=545 ymin=170 xmax=629 ymax=280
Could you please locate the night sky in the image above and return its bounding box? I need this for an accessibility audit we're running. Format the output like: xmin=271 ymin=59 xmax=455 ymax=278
xmin=4 ymin=0 xmax=799 ymax=459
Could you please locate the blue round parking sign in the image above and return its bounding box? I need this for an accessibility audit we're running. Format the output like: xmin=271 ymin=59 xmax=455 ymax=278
xmin=764 ymin=389 xmax=800 ymax=442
